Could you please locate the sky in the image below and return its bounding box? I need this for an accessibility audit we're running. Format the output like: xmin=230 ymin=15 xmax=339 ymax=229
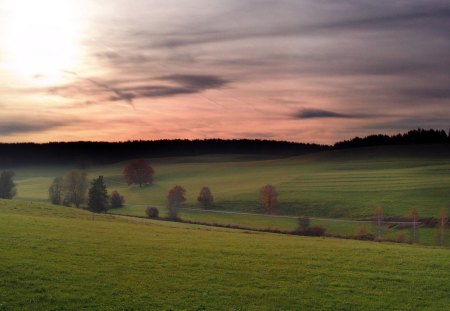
xmin=0 ymin=0 xmax=449 ymax=144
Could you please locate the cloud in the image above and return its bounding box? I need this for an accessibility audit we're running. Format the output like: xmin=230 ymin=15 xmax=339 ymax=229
xmin=293 ymin=108 xmax=373 ymax=119
xmin=0 ymin=120 xmax=67 ymax=136
xmin=52 ymin=73 xmax=229 ymax=106
xmin=143 ymin=3 xmax=450 ymax=49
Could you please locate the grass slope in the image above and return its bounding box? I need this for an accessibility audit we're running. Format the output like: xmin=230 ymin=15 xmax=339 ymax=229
xmin=11 ymin=145 xmax=450 ymax=219
xmin=0 ymin=200 xmax=449 ymax=310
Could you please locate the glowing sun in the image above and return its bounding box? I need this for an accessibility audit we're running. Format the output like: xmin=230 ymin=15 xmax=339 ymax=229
xmin=2 ymin=0 xmax=82 ymax=85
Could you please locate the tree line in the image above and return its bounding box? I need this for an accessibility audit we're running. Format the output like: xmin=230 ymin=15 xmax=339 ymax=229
xmin=0 ymin=139 xmax=328 ymax=166
xmin=335 ymin=128 xmax=450 ymax=149
xmin=1 ymin=129 xmax=449 ymax=166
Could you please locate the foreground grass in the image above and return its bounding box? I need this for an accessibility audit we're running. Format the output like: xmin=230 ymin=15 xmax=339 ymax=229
xmin=11 ymin=145 xmax=450 ymax=219
xmin=1 ymin=200 xmax=449 ymax=310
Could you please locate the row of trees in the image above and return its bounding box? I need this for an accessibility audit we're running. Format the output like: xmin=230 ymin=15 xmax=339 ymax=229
xmin=49 ymin=170 xmax=124 ymax=212
xmin=372 ymin=207 xmax=448 ymax=245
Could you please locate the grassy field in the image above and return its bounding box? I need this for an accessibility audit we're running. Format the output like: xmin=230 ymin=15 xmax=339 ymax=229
xmin=0 ymin=200 xmax=449 ymax=310
xmin=11 ymin=144 xmax=450 ymax=220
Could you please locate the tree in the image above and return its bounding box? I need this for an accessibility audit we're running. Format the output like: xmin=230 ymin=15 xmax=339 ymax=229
xmin=410 ymin=208 xmax=419 ymax=244
xmin=123 ymin=159 xmax=154 ymax=187
xmin=373 ymin=207 xmax=384 ymax=240
xmin=167 ymin=185 xmax=186 ymax=220
xmin=260 ymin=184 xmax=277 ymax=214
xmin=197 ymin=186 xmax=213 ymax=208
xmin=298 ymin=216 xmax=310 ymax=231
xmin=0 ymin=170 xmax=17 ymax=199
xmin=437 ymin=208 xmax=448 ymax=246
xmin=110 ymin=190 xmax=125 ymax=208
xmin=48 ymin=176 xmax=64 ymax=205
xmin=63 ymin=170 xmax=88 ymax=208
xmin=87 ymin=176 xmax=109 ymax=213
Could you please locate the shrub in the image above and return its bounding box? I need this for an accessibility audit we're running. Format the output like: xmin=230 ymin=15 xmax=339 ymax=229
xmin=356 ymin=226 xmax=368 ymax=236
xmin=145 ymin=207 xmax=159 ymax=219
xmin=395 ymin=233 xmax=406 ymax=243
xmin=293 ymin=226 xmax=326 ymax=236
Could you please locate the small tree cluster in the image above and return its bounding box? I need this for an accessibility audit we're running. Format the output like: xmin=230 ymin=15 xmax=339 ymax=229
xmin=48 ymin=170 xmax=125 ymax=211
xmin=123 ymin=159 xmax=154 ymax=187
xmin=197 ymin=186 xmax=213 ymax=208
xmin=0 ymin=170 xmax=17 ymax=199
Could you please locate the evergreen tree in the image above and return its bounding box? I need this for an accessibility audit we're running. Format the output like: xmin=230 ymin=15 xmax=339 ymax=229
xmin=87 ymin=176 xmax=109 ymax=213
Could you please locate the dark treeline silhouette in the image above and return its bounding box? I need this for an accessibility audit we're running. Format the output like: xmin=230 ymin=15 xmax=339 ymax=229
xmin=1 ymin=129 xmax=449 ymax=166
xmin=0 ymin=139 xmax=328 ymax=166
xmin=335 ymin=128 xmax=450 ymax=149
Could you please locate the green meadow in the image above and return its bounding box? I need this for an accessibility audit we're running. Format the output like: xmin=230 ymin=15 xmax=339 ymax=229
xmin=12 ymin=144 xmax=450 ymax=219
xmin=6 ymin=144 xmax=450 ymax=246
xmin=0 ymin=200 xmax=449 ymax=310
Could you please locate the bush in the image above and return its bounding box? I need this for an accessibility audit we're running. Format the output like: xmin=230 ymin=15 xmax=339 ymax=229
xmin=356 ymin=226 xmax=368 ymax=236
xmin=395 ymin=233 xmax=406 ymax=243
xmin=145 ymin=207 xmax=159 ymax=219
xmin=293 ymin=226 xmax=326 ymax=236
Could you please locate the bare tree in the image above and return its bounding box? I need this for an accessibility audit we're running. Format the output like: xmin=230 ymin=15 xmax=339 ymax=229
xmin=410 ymin=208 xmax=419 ymax=244
xmin=123 ymin=159 xmax=154 ymax=187
xmin=437 ymin=208 xmax=448 ymax=246
xmin=197 ymin=186 xmax=213 ymax=208
xmin=373 ymin=207 xmax=384 ymax=240
xmin=63 ymin=170 xmax=88 ymax=208
xmin=167 ymin=185 xmax=186 ymax=220
xmin=48 ymin=176 xmax=64 ymax=205
xmin=260 ymin=184 xmax=278 ymax=214
xmin=0 ymin=170 xmax=17 ymax=199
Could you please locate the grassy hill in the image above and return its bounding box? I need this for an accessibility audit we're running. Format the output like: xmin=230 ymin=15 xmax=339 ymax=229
xmin=11 ymin=144 xmax=450 ymax=219
xmin=0 ymin=200 xmax=449 ymax=310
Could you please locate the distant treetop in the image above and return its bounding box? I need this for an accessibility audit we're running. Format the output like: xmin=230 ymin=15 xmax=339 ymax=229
xmin=334 ymin=128 xmax=450 ymax=149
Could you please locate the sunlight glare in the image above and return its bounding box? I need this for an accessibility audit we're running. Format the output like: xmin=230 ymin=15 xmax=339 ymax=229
xmin=2 ymin=0 xmax=82 ymax=85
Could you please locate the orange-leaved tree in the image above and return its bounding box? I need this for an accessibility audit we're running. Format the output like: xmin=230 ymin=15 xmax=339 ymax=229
xmin=260 ymin=184 xmax=278 ymax=214
xmin=123 ymin=159 xmax=154 ymax=187
xmin=167 ymin=185 xmax=186 ymax=220
xmin=197 ymin=186 xmax=213 ymax=208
